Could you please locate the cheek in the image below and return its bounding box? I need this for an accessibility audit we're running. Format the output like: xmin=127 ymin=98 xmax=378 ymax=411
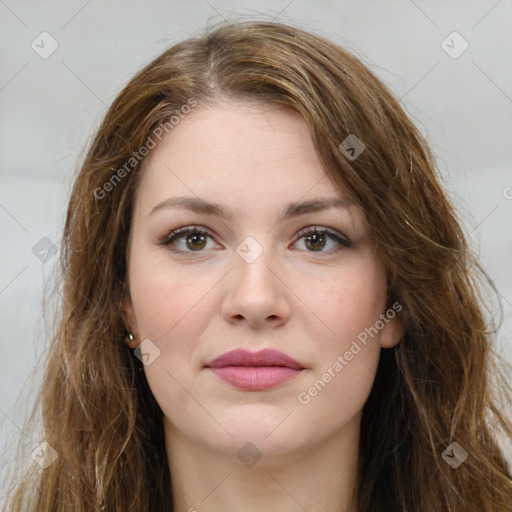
xmin=129 ymin=251 xmax=210 ymax=341
xmin=295 ymin=275 xmax=385 ymax=427
xmin=129 ymin=264 xmax=209 ymax=422
xmin=296 ymin=257 xmax=387 ymax=351
xmin=128 ymin=254 xmax=222 ymax=396
xmin=293 ymin=259 xmax=386 ymax=413
xmin=296 ymin=347 xmax=379 ymax=441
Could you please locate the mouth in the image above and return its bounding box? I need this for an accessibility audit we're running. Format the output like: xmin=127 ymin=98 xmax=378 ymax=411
xmin=204 ymin=348 xmax=306 ymax=391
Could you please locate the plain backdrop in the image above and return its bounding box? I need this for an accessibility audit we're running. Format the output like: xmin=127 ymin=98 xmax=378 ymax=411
xmin=1 ymin=0 xmax=511 ymax=499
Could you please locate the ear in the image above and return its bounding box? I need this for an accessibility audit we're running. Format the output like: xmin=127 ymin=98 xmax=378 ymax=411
xmin=379 ymin=309 xmax=405 ymax=349
xmin=121 ymin=294 xmax=141 ymax=349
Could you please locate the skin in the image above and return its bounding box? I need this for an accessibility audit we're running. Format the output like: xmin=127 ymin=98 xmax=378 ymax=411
xmin=123 ymin=100 xmax=404 ymax=512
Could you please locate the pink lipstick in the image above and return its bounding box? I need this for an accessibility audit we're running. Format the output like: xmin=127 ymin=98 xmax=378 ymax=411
xmin=204 ymin=348 xmax=305 ymax=391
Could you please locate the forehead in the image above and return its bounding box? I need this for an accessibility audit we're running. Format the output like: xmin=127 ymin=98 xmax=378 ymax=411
xmin=133 ymin=101 xmax=363 ymax=230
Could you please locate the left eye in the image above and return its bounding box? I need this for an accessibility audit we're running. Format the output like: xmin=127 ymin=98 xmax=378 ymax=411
xmin=294 ymin=226 xmax=352 ymax=253
xmin=158 ymin=225 xmax=352 ymax=257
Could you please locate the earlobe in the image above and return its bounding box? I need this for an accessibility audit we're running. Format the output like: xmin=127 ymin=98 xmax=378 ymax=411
xmin=121 ymin=295 xmax=141 ymax=349
xmin=379 ymin=315 xmax=405 ymax=349
xmin=125 ymin=332 xmax=140 ymax=350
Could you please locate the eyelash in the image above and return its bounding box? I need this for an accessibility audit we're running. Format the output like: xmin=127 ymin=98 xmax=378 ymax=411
xmin=157 ymin=225 xmax=352 ymax=258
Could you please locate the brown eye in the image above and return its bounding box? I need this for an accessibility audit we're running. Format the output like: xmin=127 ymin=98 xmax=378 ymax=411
xmin=158 ymin=226 xmax=217 ymax=257
xmin=304 ymin=232 xmax=327 ymax=251
xmin=294 ymin=226 xmax=352 ymax=255
xmin=185 ymin=232 xmax=207 ymax=251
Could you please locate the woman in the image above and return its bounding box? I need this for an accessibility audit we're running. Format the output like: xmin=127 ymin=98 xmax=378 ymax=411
xmin=4 ymin=19 xmax=512 ymax=511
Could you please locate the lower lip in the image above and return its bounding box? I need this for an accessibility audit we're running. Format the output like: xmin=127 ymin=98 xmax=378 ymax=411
xmin=207 ymin=366 xmax=303 ymax=391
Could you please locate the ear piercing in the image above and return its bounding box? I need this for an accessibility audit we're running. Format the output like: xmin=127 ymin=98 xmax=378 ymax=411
xmin=125 ymin=332 xmax=139 ymax=349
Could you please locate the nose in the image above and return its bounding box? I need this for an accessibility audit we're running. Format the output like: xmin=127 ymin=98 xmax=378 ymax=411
xmin=220 ymin=241 xmax=292 ymax=329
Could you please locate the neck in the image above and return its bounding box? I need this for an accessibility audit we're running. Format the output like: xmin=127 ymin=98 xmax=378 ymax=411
xmin=164 ymin=414 xmax=361 ymax=512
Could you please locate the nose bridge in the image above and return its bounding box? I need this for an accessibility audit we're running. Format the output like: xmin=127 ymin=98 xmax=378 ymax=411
xmin=221 ymin=233 xmax=291 ymax=326
xmin=233 ymin=233 xmax=278 ymax=293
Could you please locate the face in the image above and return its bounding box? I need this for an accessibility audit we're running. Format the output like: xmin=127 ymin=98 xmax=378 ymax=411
xmin=123 ymin=100 xmax=403 ymax=460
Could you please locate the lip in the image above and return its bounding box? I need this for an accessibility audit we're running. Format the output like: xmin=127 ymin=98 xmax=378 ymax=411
xmin=204 ymin=349 xmax=305 ymax=391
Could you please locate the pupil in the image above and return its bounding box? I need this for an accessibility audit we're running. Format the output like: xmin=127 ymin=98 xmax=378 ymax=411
xmin=307 ymin=233 xmax=325 ymax=251
xmin=188 ymin=233 xmax=206 ymax=250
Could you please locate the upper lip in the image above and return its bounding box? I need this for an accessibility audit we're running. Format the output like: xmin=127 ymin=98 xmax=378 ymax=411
xmin=205 ymin=349 xmax=304 ymax=370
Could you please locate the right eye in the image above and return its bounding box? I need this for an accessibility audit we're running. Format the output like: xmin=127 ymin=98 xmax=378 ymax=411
xmin=158 ymin=226 xmax=219 ymax=257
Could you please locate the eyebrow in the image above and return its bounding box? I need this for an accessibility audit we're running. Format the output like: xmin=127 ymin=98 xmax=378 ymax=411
xmin=148 ymin=195 xmax=353 ymax=220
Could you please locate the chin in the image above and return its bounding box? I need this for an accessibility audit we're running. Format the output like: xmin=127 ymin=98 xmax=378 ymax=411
xmin=209 ymin=413 xmax=311 ymax=459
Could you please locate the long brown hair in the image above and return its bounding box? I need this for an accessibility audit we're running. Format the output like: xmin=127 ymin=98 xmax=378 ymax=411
xmin=3 ymin=19 xmax=512 ymax=511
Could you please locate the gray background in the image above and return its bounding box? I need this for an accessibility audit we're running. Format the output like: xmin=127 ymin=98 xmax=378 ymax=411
xmin=1 ymin=0 xmax=511 ymax=498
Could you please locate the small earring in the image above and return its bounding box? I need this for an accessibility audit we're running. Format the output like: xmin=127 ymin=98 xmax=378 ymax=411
xmin=125 ymin=332 xmax=139 ymax=349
